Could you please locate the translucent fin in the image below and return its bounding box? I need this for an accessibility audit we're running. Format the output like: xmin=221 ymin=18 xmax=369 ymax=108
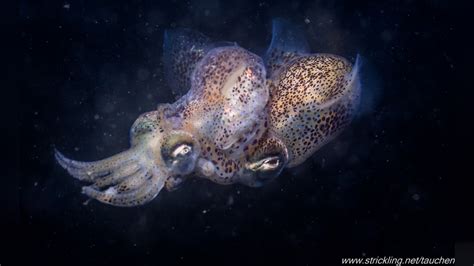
xmin=265 ymin=18 xmax=310 ymax=78
xmin=163 ymin=29 xmax=238 ymax=98
xmin=344 ymin=54 xmax=362 ymax=116
xmin=163 ymin=28 xmax=212 ymax=98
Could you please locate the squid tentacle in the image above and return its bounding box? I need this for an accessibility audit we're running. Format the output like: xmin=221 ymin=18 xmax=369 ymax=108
xmin=92 ymin=163 xmax=142 ymax=189
xmin=82 ymin=166 xmax=167 ymax=207
xmin=114 ymin=168 xmax=150 ymax=193
xmin=54 ymin=149 xmax=138 ymax=181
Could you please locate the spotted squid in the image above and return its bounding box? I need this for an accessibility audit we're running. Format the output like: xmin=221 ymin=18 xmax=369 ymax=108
xmin=55 ymin=19 xmax=361 ymax=207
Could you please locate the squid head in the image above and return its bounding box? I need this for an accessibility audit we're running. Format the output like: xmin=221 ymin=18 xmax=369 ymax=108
xmin=55 ymin=106 xmax=201 ymax=207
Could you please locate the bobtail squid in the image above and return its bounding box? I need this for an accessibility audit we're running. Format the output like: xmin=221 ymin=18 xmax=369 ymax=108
xmin=55 ymin=19 xmax=361 ymax=207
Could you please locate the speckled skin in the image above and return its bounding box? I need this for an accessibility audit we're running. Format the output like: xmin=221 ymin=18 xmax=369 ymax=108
xmin=268 ymin=54 xmax=361 ymax=167
xmin=55 ymin=19 xmax=361 ymax=207
xmin=172 ymin=46 xmax=269 ymax=153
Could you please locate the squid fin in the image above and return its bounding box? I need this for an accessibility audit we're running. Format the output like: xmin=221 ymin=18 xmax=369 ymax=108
xmin=265 ymin=18 xmax=310 ymax=78
xmin=163 ymin=28 xmax=236 ymax=98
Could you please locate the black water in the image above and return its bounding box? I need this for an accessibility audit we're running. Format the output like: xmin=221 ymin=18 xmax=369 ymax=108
xmin=13 ymin=0 xmax=461 ymax=265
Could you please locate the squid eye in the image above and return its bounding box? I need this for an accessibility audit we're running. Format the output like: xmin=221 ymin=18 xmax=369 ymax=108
xmin=248 ymin=155 xmax=284 ymax=173
xmin=244 ymin=152 xmax=286 ymax=187
xmin=171 ymin=144 xmax=192 ymax=157
xmin=243 ymin=136 xmax=289 ymax=186
xmin=161 ymin=131 xmax=200 ymax=175
xmin=256 ymin=156 xmax=280 ymax=171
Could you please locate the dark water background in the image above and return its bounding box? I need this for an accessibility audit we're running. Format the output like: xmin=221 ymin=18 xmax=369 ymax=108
xmin=12 ymin=0 xmax=463 ymax=265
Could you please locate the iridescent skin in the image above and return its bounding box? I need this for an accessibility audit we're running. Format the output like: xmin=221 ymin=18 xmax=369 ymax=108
xmin=55 ymin=19 xmax=361 ymax=207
